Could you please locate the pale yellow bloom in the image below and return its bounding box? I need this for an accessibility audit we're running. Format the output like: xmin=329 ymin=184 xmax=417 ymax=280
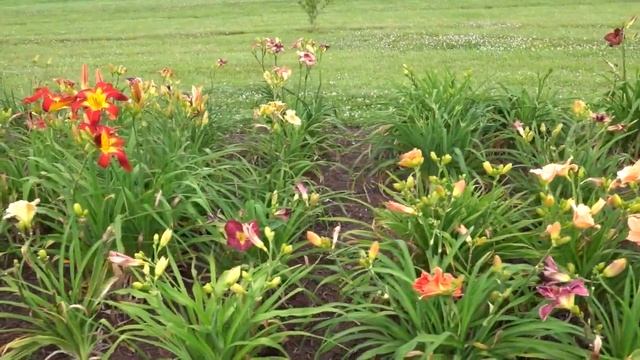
xmin=154 ymin=256 xmax=169 ymax=278
xmin=530 ymin=158 xmax=578 ymax=184
xmin=283 ymin=109 xmax=302 ymax=126
xmin=3 ymin=199 xmax=40 ymax=231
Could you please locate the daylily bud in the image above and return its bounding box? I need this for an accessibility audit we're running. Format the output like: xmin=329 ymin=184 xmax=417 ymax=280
xmin=482 ymin=161 xmax=494 ymax=175
xmin=267 ymin=276 xmax=282 ymax=289
xmin=603 ymin=258 xmax=627 ymax=278
xmin=567 ymin=263 xmax=576 ymax=274
xmin=429 ymin=151 xmax=439 ymax=162
xmin=501 ymin=163 xmax=513 ymax=175
xmin=492 ymin=255 xmax=503 ymax=272
xmin=132 ymin=281 xmax=145 ymax=290
xmin=441 ymin=154 xmax=452 ymax=165
xmin=405 ymin=175 xmax=415 ymax=190
xmin=607 ymin=194 xmax=623 ymax=208
xmin=280 ymin=243 xmax=293 ymax=255
xmin=202 ymin=283 xmax=214 ymax=294
xmin=264 ymin=226 xmax=275 ymax=243
xmin=590 ymin=198 xmax=606 ymax=215
xmin=230 ymin=283 xmax=247 ymax=295
xmin=271 ymin=190 xmax=278 ymax=207
xmin=306 ymin=231 xmax=323 ymax=247
xmin=384 ymin=201 xmax=417 ymax=215
xmin=154 ymin=256 xmax=169 ymax=279
xmin=37 ymin=249 xmax=48 ymax=261
xmin=242 ymin=270 xmax=252 ymax=281
xmin=223 ymin=266 xmax=242 ymax=287
xmin=551 ymin=124 xmax=563 ymax=137
xmin=368 ymin=241 xmax=380 ymax=262
xmin=428 ymin=176 xmax=439 ymax=184
xmin=159 ymin=228 xmax=173 ymax=249
xmin=73 ymin=203 xmax=84 ymax=217
xmin=153 ymin=233 xmax=159 ymax=246
xmin=452 ymin=179 xmax=466 ymax=198
xmin=541 ymin=193 xmax=555 ymax=207
xmin=393 ymin=182 xmax=405 ymax=191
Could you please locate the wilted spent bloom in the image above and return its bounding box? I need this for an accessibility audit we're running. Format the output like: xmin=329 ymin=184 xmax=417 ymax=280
xmin=3 ymin=198 xmax=40 ymax=232
xmin=158 ymin=228 xmax=173 ymax=249
xmin=384 ymin=201 xmax=417 ymax=215
xmin=602 ymin=258 xmax=627 ymax=278
xmin=108 ymin=251 xmax=144 ymax=268
xmin=590 ymin=112 xmax=611 ymax=124
xmin=398 ymin=148 xmax=424 ymax=168
xmin=413 ymin=267 xmax=464 ymax=300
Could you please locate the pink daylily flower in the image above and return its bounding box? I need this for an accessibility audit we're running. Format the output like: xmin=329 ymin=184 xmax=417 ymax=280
xmin=225 ymin=220 xmax=260 ymax=252
xmin=297 ymin=51 xmax=317 ymax=67
xmin=537 ymin=279 xmax=589 ymax=321
xmin=541 ymin=256 xmax=571 ymax=284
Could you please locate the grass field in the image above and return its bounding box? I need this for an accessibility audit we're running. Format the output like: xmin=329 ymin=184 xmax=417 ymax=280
xmin=1 ymin=0 xmax=639 ymax=117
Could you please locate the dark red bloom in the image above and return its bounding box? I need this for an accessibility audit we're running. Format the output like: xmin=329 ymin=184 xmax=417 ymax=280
xmin=225 ymin=220 xmax=260 ymax=251
xmin=604 ymin=28 xmax=624 ymax=47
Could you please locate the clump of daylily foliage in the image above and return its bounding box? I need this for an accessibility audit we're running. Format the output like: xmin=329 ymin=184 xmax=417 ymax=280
xmin=2 ymin=17 xmax=640 ymax=360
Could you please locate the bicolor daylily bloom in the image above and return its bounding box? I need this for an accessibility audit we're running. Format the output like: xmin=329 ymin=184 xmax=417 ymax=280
xmin=626 ymin=215 xmax=640 ymax=245
xmin=216 ymin=58 xmax=228 ymax=68
xmin=384 ymin=201 xmax=417 ymax=215
xmin=225 ymin=220 xmax=265 ymax=252
xmin=530 ymin=158 xmax=578 ymax=184
xmin=73 ymin=82 xmax=128 ymax=124
xmin=266 ymin=37 xmax=285 ymax=54
xmin=413 ymin=267 xmax=463 ymax=299
xmin=591 ymin=112 xmax=611 ymax=123
xmin=541 ymin=256 xmax=572 ymax=283
xmin=94 ymin=127 xmax=132 ymax=172
xmin=108 ymin=251 xmax=143 ymax=267
xmin=398 ymin=148 xmax=424 ymax=168
xmin=23 ymin=87 xmax=74 ymax=113
xmin=297 ymin=51 xmax=317 ymax=66
xmin=3 ymin=199 xmax=40 ymax=231
xmin=537 ymin=279 xmax=588 ymax=320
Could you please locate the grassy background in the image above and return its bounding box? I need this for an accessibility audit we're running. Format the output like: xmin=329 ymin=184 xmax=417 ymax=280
xmin=1 ymin=0 xmax=639 ymax=121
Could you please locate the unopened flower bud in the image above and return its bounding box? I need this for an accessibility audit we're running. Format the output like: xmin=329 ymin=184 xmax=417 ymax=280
xmin=132 ymin=281 xmax=145 ymax=290
xmin=154 ymin=256 xmax=169 ymax=279
xmin=223 ymin=266 xmax=242 ymax=287
xmin=541 ymin=193 xmax=555 ymax=207
xmin=441 ymin=154 xmax=452 ymax=165
xmin=159 ymin=228 xmax=173 ymax=249
xmin=607 ymin=194 xmax=623 ymax=208
xmin=603 ymin=258 xmax=627 ymax=278
xmin=73 ymin=203 xmax=84 ymax=217
xmin=280 ymin=243 xmax=293 ymax=255
xmin=265 ymin=226 xmax=275 ymax=243
xmin=430 ymin=151 xmax=439 ymax=162
xmin=230 ymin=283 xmax=247 ymax=295
xmin=405 ymin=175 xmax=415 ymax=190
xmin=242 ymin=270 xmax=252 ymax=281
xmin=309 ymin=193 xmax=320 ymax=207
xmin=153 ymin=233 xmax=159 ymax=245
xmin=203 ymin=282 xmax=214 ymax=294
xmin=267 ymin=276 xmax=282 ymax=289
xmin=37 ymin=249 xmax=48 ymax=261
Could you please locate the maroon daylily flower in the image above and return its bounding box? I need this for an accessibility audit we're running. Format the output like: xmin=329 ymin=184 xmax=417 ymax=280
xmin=225 ymin=220 xmax=260 ymax=251
xmin=604 ymin=28 xmax=624 ymax=47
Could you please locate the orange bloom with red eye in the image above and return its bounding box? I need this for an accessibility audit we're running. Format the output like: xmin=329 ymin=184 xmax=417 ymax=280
xmin=413 ymin=267 xmax=463 ymax=300
xmin=23 ymin=87 xmax=74 ymax=112
xmin=93 ymin=127 xmax=131 ymax=172
xmin=73 ymin=82 xmax=128 ymax=124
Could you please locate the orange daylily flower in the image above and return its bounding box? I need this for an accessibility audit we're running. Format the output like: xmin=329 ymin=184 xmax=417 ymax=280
xmin=94 ymin=127 xmax=132 ymax=172
xmin=413 ymin=267 xmax=463 ymax=300
xmin=626 ymin=215 xmax=640 ymax=245
xmin=23 ymin=87 xmax=74 ymax=112
xmin=530 ymin=158 xmax=578 ymax=184
xmin=398 ymin=148 xmax=424 ymax=168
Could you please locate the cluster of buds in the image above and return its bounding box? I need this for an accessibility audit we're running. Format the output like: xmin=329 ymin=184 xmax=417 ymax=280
xmin=483 ymin=161 xmax=512 ymax=178
xmin=358 ymin=241 xmax=380 ymax=269
xmin=513 ymin=120 xmax=534 ymax=143
xmin=429 ymin=151 xmax=452 ymax=167
xmin=263 ymin=66 xmax=293 ymax=89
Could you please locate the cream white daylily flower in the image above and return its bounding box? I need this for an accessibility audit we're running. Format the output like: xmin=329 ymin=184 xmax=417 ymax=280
xmin=3 ymin=199 xmax=40 ymax=232
xmin=283 ymin=109 xmax=302 ymax=126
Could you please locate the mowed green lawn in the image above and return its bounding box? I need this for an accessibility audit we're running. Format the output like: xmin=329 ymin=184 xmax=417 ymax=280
xmin=1 ymin=0 xmax=639 ymax=111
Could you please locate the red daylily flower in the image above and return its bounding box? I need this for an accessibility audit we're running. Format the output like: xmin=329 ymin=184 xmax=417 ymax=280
xmin=73 ymin=82 xmax=128 ymax=124
xmin=225 ymin=220 xmax=261 ymax=252
xmin=93 ymin=127 xmax=132 ymax=172
xmin=23 ymin=87 xmax=74 ymax=112
xmin=604 ymin=28 xmax=624 ymax=47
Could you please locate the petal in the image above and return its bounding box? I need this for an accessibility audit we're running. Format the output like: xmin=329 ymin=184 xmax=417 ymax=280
xmin=539 ymin=303 xmax=554 ymax=320
xmin=106 ymin=104 xmax=119 ymax=120
xmin=114 ymin=150 xmax=132 ymax=172
xmin=97 ymin=153 xmax=111 ymax=168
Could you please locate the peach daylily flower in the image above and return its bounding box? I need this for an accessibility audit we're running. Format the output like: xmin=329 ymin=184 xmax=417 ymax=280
xmin=108 ymin=251 xmax=143 ymax=267
xmin=413 ymin=267 xmax=463 ymax=299
xmin=530 ymin=158 xmax=578 ymax=184
xmin=626 ymin=215 xmax=640 ymax=245
xmin=571 ymin=203 xmax=596 ymax=229
xmin=546 ymin=222 xmax=562 ymax=239
xmin=452 ymin=179 xmax=466 ymax=198
xmin=398 ymin=148 xmax=424 ymax=169
xmin=614 ymin=159 xmax=640 ymax=188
